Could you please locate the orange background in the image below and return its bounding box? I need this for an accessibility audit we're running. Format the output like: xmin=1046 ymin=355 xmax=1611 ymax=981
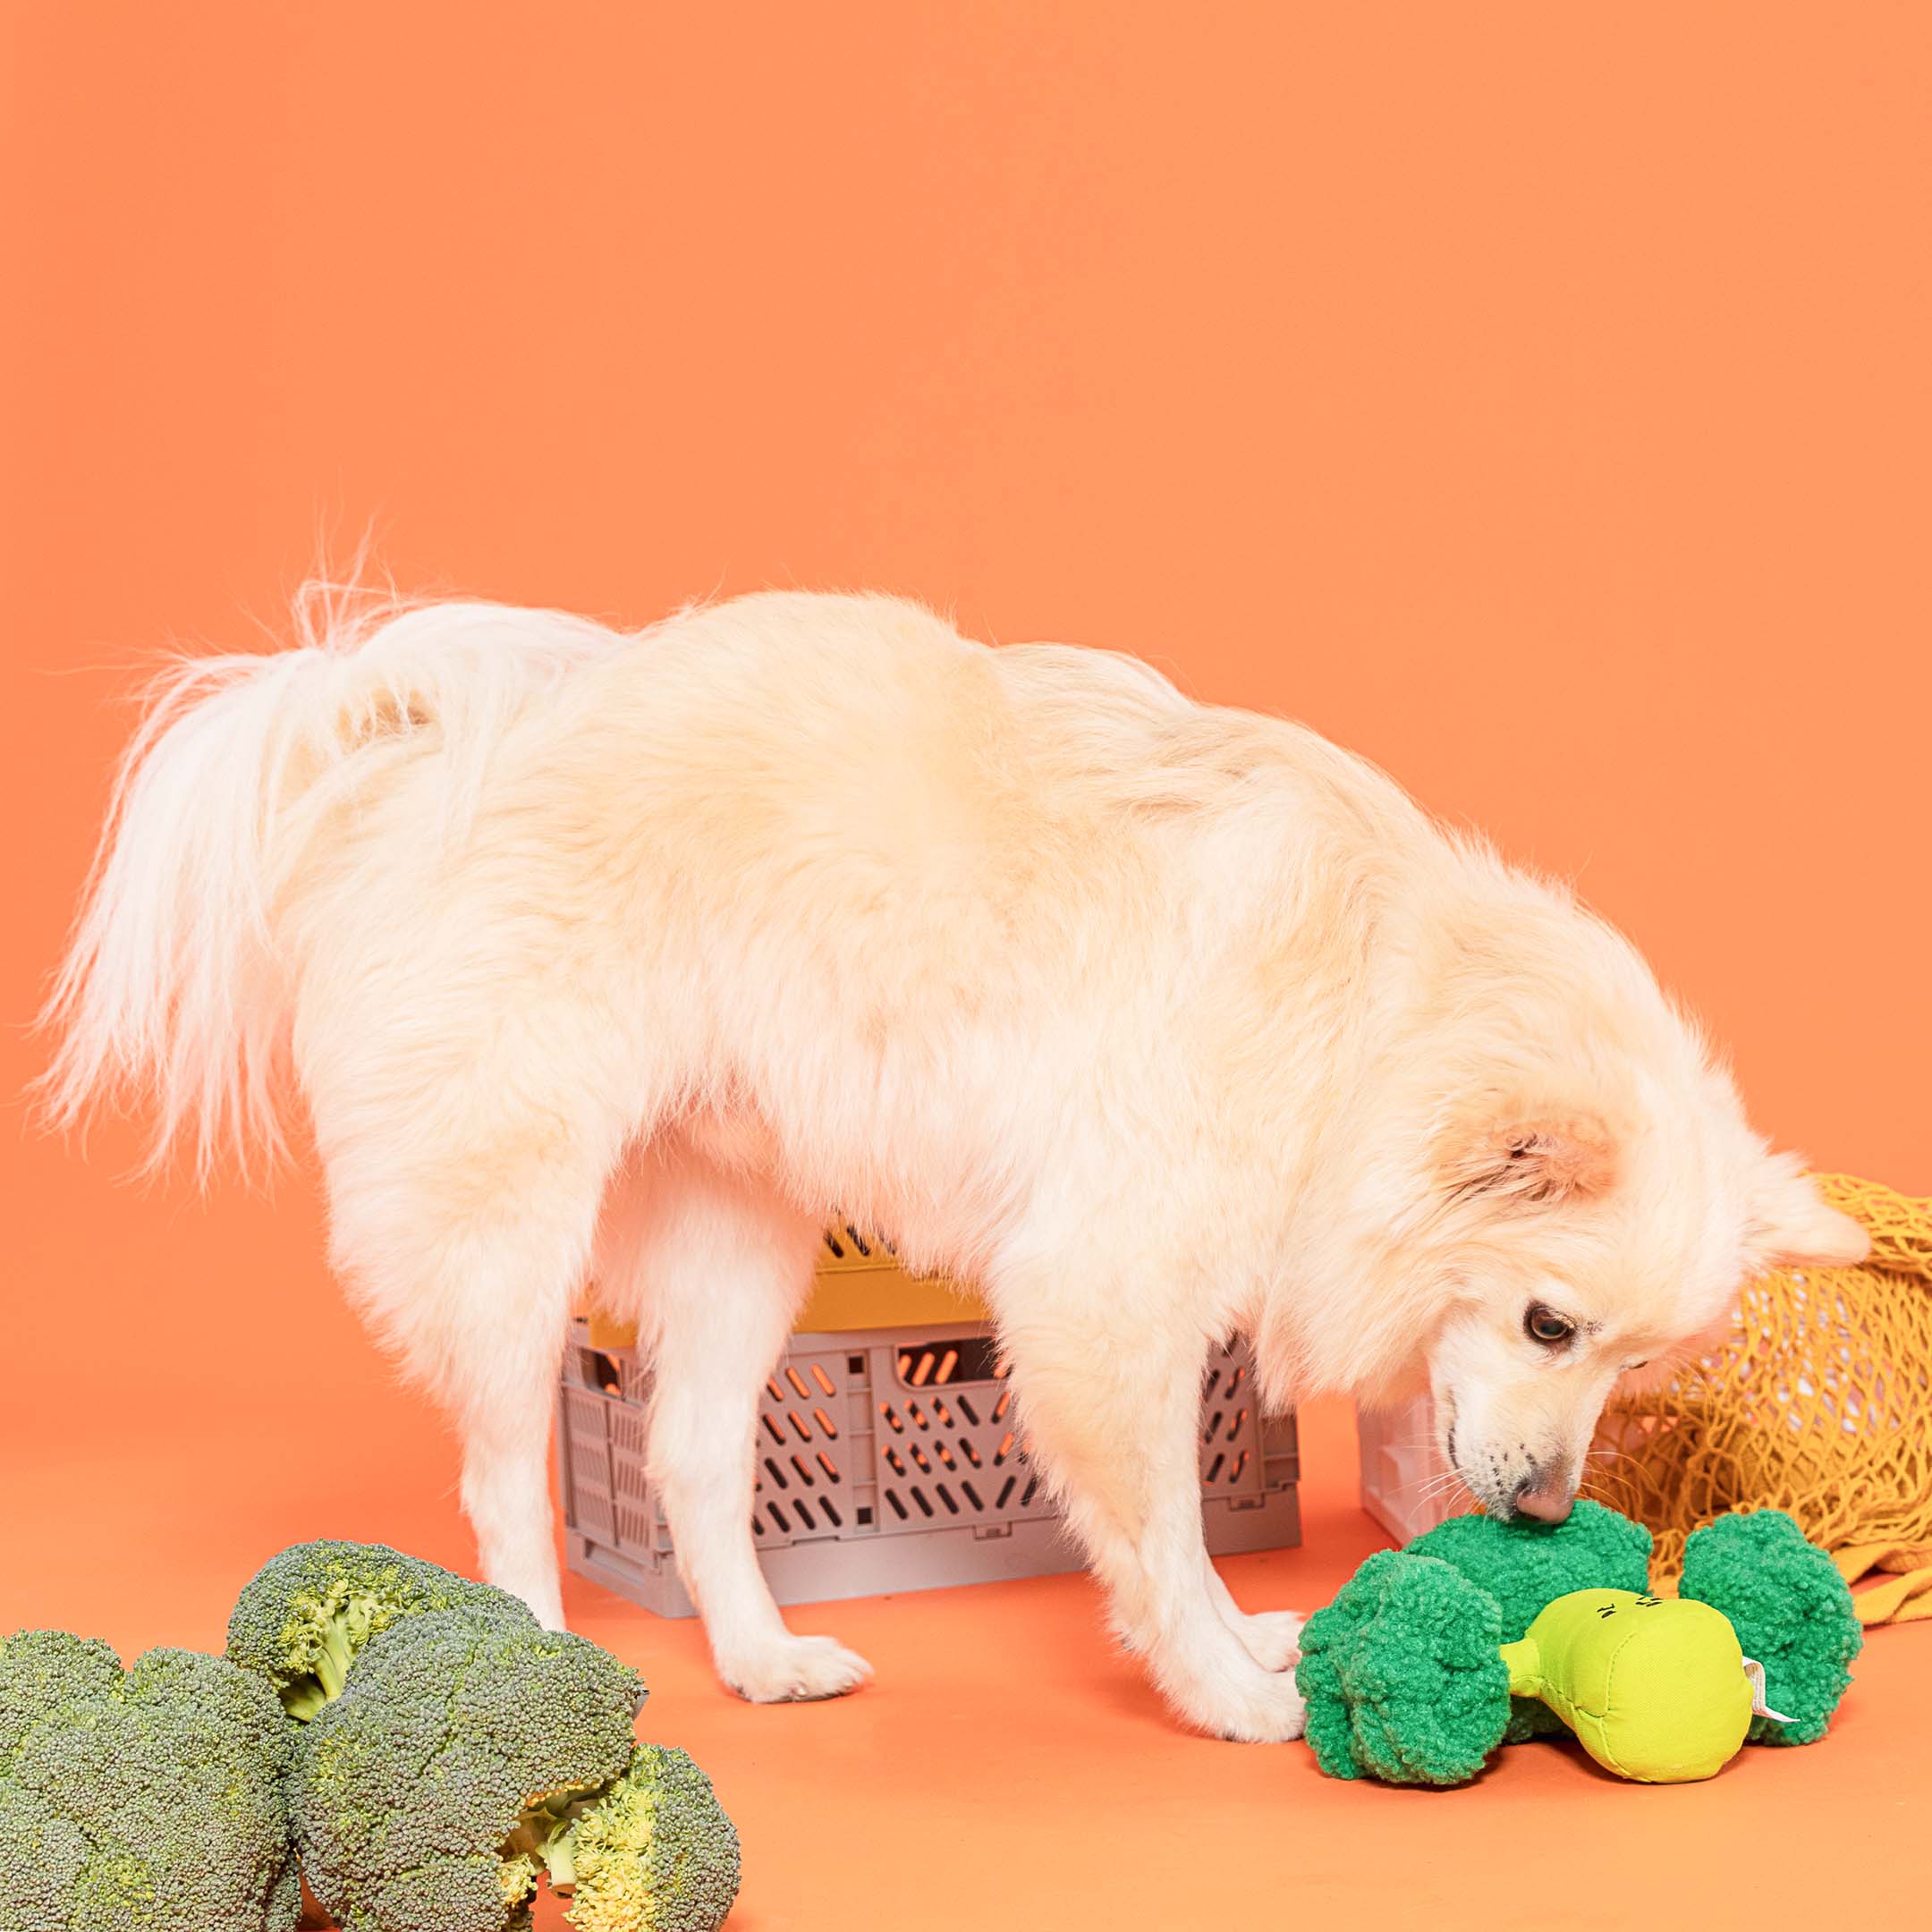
xmin=2 ymin=8 xmax=1928 ymax=1928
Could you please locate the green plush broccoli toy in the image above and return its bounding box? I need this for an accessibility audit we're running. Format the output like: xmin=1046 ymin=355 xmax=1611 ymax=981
xmin=1296 ymin=1502 xmax=1862 ymax=1785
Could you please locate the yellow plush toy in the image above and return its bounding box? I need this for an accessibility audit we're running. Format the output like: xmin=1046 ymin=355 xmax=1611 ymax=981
xmin=1498 ymin=1589 xmax=1761 ymax=1782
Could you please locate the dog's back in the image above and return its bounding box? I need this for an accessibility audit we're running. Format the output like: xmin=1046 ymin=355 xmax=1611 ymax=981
xmin=162 ymin=588 xmax=1415 ymax=1262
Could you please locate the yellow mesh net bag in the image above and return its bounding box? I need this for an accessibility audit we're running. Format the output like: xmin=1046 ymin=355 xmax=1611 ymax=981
xmin=1586 ymin=1174 xmax=1932 ymax=1624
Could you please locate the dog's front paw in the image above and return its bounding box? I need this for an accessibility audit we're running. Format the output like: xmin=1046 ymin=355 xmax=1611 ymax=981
xmin=1175 ymin=1653 xmax=1308 ymax=1743
xmin=718 ymin=1632 xmax=873 ymax=1704
xmin=1232 ymin=1608 xmax=1304 ymax=1674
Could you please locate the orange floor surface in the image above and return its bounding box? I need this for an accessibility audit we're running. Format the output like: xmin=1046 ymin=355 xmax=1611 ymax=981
xmin=6 ymin=1393 xmax=1925 ymax=1931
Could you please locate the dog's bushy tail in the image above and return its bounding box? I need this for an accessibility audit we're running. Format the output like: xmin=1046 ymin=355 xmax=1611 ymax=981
xmin=37 ymin=581 xmax=623 ymax=1178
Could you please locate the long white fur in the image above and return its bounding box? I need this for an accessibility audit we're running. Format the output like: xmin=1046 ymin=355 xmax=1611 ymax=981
xmin=38 ymin=586 xmax=1868 ymax=1741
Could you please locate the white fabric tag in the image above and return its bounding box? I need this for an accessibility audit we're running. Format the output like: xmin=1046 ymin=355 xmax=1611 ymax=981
xmin=1743 ymin=1657 xmax=1793 ymax=1724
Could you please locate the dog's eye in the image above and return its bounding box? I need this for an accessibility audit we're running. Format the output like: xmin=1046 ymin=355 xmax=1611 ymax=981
xmin=1524 ymin=1303 xmax=1575 ymax=1346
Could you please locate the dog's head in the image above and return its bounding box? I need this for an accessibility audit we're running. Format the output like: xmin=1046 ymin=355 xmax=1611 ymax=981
xmin=1318 ymin=877 xmax=1879 ymax=1528
xmin=1421 ymin=1071 xmax=1867 ymax=1522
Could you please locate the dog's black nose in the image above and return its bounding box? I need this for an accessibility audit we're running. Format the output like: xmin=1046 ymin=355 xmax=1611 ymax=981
xmin=1510 ymin=1470 xmax=1575 ymax=1523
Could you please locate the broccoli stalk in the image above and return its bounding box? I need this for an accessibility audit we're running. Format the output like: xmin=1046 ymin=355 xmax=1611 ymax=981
xmin=280 ymin=1583 xmax=368 ymax=1717
xmin=510 ymin=1747 xmax=741 ymax=1932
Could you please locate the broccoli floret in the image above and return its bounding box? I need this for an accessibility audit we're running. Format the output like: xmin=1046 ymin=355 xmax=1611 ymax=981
xmin=539 ymin=1744 xmax=741 ymax=1932
xmin=0 ymin=1631 xmax=298 ymax=1932
xmin=228 ymin=1539 xmax=534 ymax=1719
xmin=291 ymin=1606 xmax=648 ymax=1932
xmin=1406 ymin=1500 xmax=1652 ymax=1741
xmin=1295 ymin=1549 xmax=1513 ymax=1784
xmin=1681 ymin=1508 xmax=1863 ymax=1746
xmin=0 ymin=1629 xmax=124 ymax=1773
xmin=292 ymin=1607 xmax=740 ymax=1931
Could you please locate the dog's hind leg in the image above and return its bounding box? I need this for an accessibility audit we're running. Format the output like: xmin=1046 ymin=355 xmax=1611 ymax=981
xmin=595 ymin=1140 xmax=873 ymax=1703
xmin=996 ymin=1295 xmax=1305 ymax=1742
xmin=323 ymin=1170 xmax=610 ymax=1627
xmin=314 ymin=1033 xmax=635 ymax=1630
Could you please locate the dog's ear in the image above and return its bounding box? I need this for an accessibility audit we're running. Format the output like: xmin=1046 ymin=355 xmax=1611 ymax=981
xmin=1438 ymin=1108 xmax=1620 ymax=1207
xmin=1745 ymin=1155 xmax=1869 ymax=1270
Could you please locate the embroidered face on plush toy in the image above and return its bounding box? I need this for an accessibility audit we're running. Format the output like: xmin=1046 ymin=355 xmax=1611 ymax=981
xmin=1296 ymin=1502 xmax=1862 ymax=1787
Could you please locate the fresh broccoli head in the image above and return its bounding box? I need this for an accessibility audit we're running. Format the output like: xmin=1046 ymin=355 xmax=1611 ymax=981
xmin=1406 ymin=1500 xmax=1653 ymax=1741
xmin=228 ymin=1538 xmax=534 ymax=1719
xmin=1680 ymin=1508 xmax=1863 ymax=1746
xmin=292 ymin=1606 xmax=640 ymax=1930
xmin=0 ymin=1631 xmax=299 ymax=1932
xmin=293 ymin=1606 xmax=738 ymax=1931
xmin=1295 ymin=1549 xmax=1513 ymax=1784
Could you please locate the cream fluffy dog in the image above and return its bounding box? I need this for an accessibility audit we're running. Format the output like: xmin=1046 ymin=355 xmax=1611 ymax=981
xmin=41 ymin=587 xmax=1866 ymax=1742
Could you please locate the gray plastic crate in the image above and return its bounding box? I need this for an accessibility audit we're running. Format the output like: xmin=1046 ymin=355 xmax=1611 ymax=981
xmin=560 ymin=1318 xmax=1301 ymax=1614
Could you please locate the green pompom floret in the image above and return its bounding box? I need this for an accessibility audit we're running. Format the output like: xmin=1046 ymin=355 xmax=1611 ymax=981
xmin=1295 ymin=1549 xmax=1512 ymax=1785
xmin=227 ymin=1539 xmax=534 ymax=1720
xmin=1407 ymin=1499 xmax=1653 ymax=1741
xmin=1407 ymin=1498 xmax=1654 ymax=1631
xmin=1681 ymin=1508 xmax=1863 ymax=1747
xmin=0 ymin=1631 xmax=299 ymax=1932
